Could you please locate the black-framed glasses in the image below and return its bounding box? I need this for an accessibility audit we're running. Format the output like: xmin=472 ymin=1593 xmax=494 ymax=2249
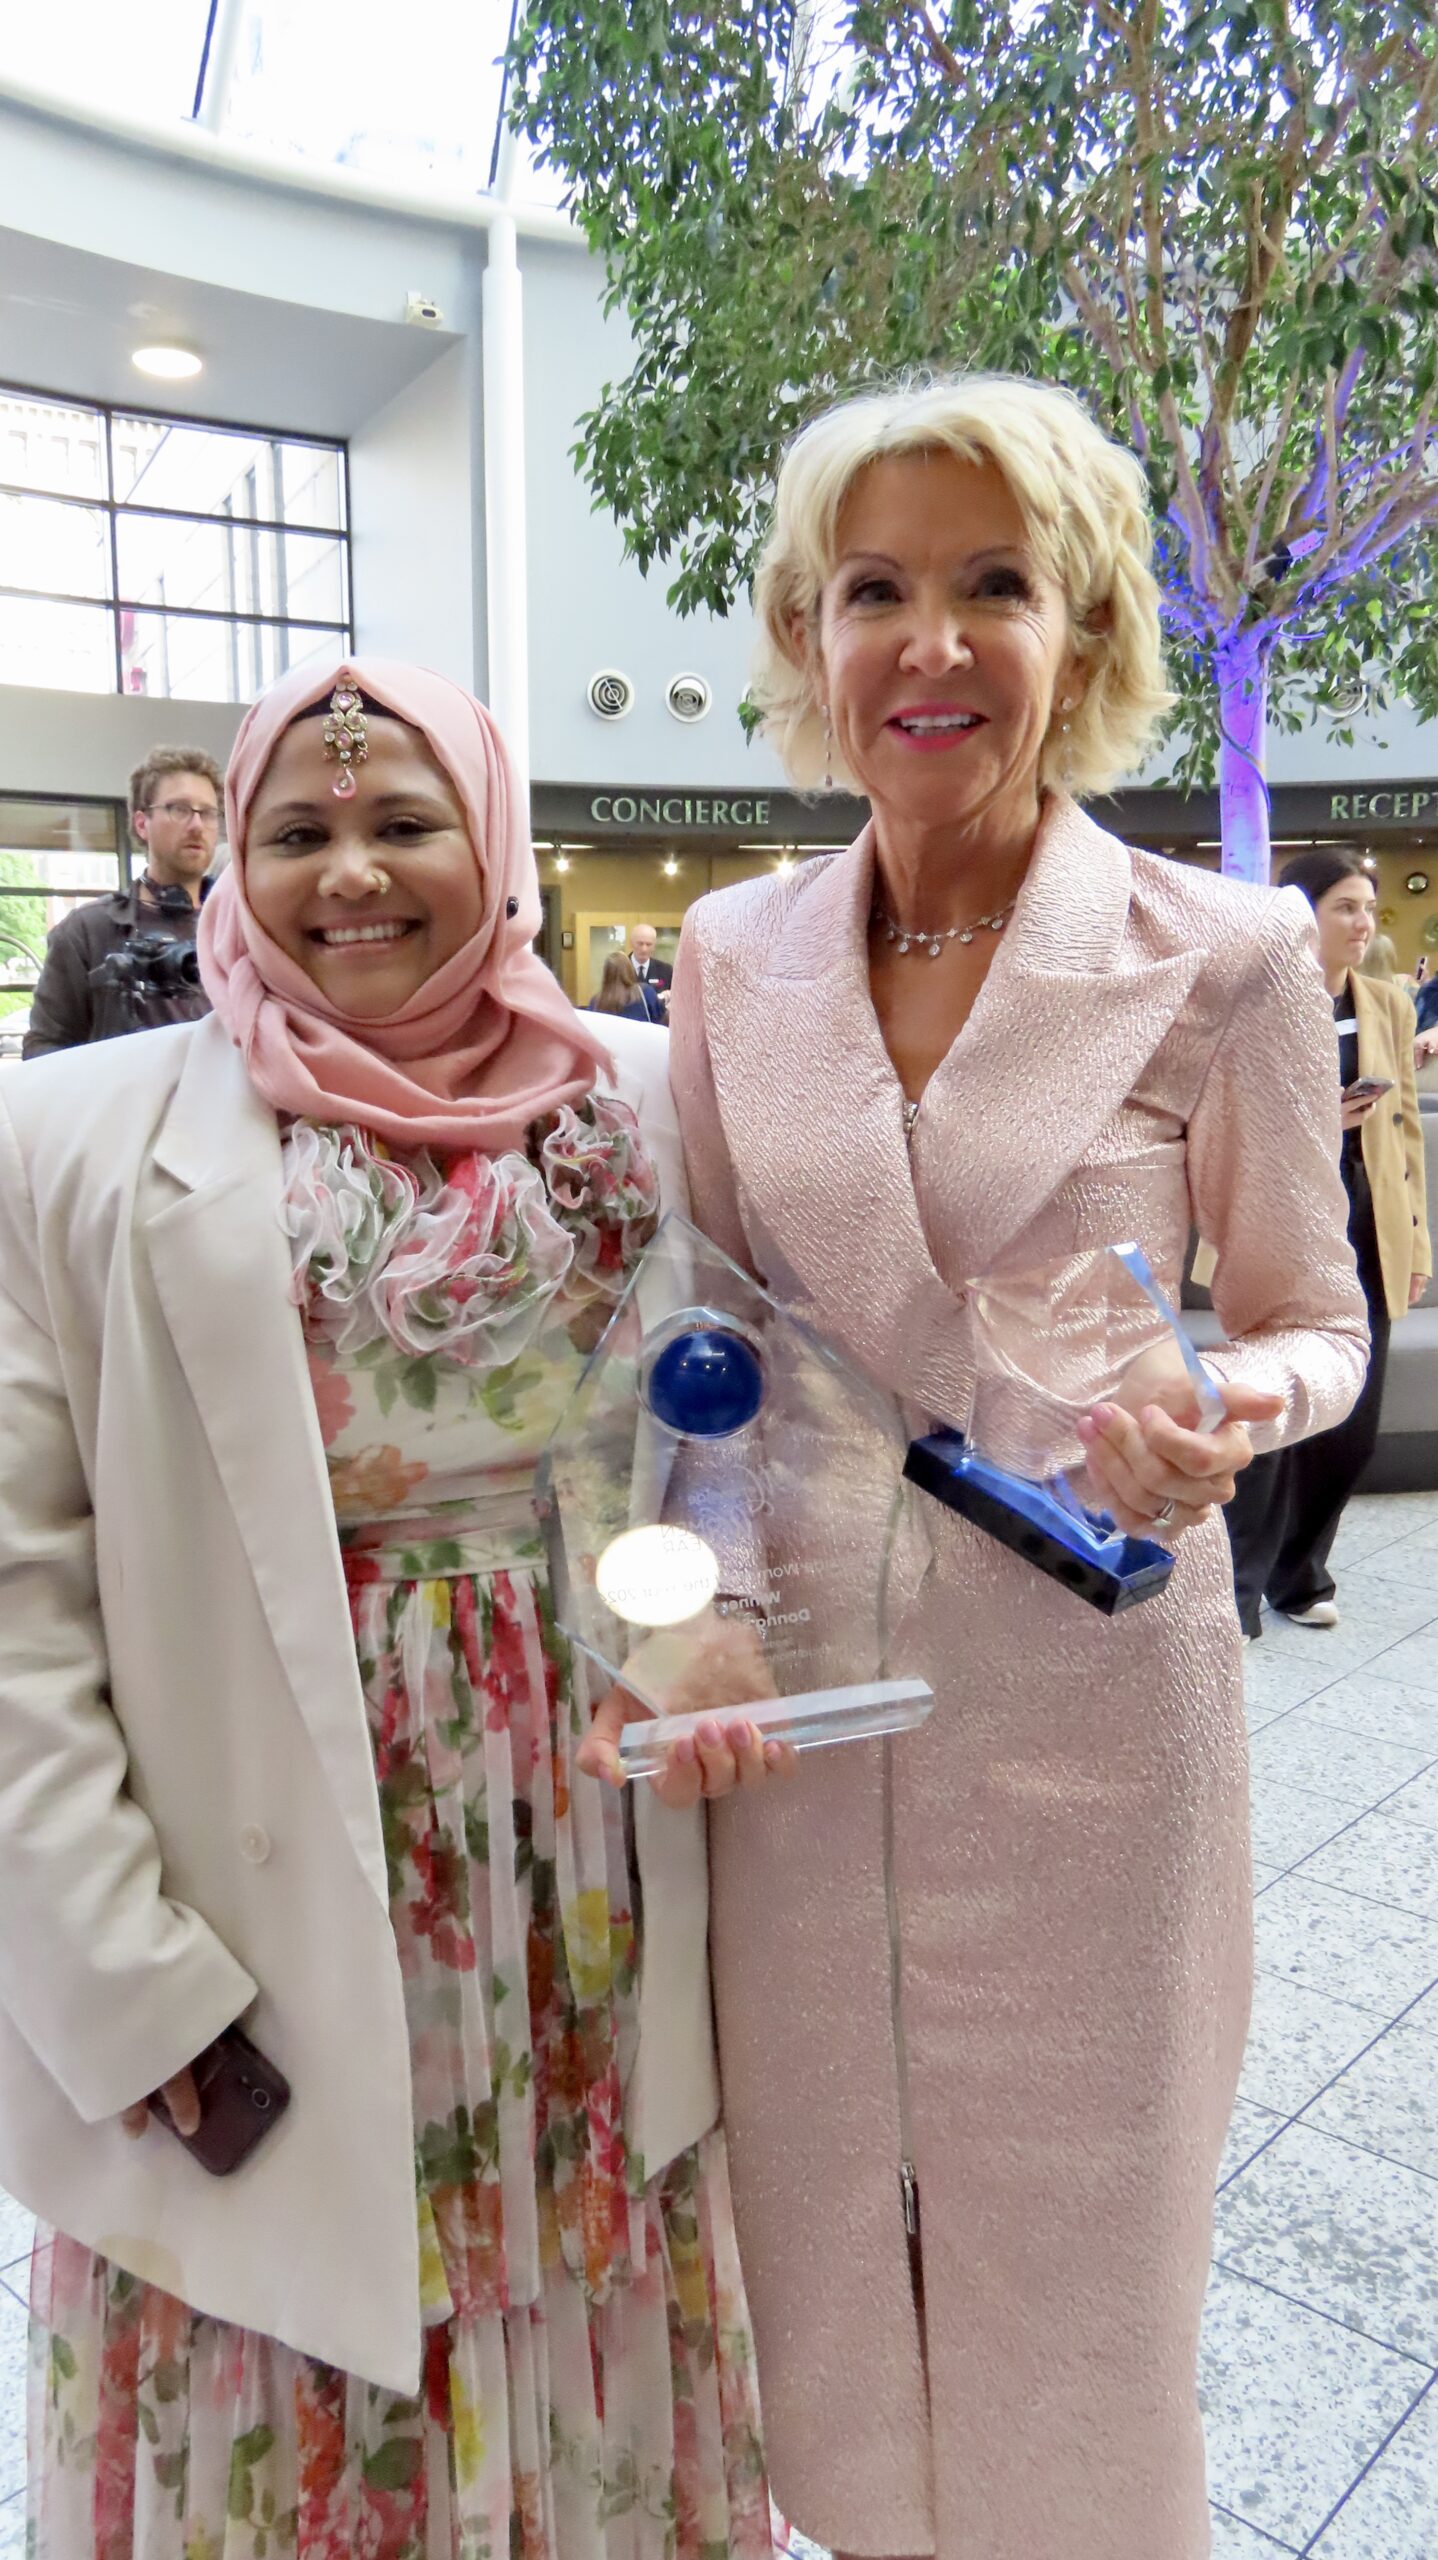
xmin=145 ymin=801 xmax=221 ymax=826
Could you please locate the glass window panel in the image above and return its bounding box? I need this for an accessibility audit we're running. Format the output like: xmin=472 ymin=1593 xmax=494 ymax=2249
xmin=279 ymin=445 xmax=346 ymax=531
xmin=0 ymin=395 xmax=108 ymax=499
xmin=224 ymin=0 xmax=510 ymax=186
xmin=0 ymin=1 xmax=213 ymax=123
xmin=0 ymin=596 xmax=114 ymax=693
xmin=279 ymin=532 xmax=348 ymax=626
xmin=110 ymin=418 xmax=344 ymax=527
xmin=0 ymin=490 xmax=111 ymax=601
xmin=0 ymin=799 xmax=120 ymax=860
xmin=0 ymin=877 xmax=49 ymax=1008
xmin=115 ymin=515 xmax=346 ymax=624
xmin=280 ymin=445 xmax=347 ymax=529
xmin=120 ymin=612 xmax=338 ymax=703
xmin=0 ymin=822 xmax=122 ymax=1026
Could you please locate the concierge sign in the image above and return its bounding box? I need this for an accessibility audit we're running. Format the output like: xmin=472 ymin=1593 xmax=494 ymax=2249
xmin=592 ymin=791 xmax=772 ymax=829
xmin=530 ymin=782 xmax=870 ymax=844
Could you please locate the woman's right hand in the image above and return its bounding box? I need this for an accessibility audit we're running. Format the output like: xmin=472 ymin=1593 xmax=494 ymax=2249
xmin=1339 ymin=1090 xmax=1379 ymax=1132
xmin=120 ymin=2065 xmax=201 ymax=2141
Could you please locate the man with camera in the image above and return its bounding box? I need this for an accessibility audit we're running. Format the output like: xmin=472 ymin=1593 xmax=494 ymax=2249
xmin=22 ymin=748 xmax=221 ymax=1059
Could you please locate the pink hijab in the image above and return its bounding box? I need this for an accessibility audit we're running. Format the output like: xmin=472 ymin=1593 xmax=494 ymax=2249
xmin=199 ymin=655 xmax=614 ymax=1154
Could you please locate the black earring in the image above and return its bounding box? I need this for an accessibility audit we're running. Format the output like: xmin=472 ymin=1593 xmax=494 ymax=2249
xmin=506 ymin=896 xmax=520 ymax=918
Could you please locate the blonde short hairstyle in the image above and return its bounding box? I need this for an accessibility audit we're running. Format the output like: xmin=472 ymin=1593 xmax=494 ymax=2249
xmin=752 ymin=374 xmax=1173 ymax=797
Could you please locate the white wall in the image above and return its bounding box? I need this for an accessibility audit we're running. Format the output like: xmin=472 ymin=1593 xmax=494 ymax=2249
xmin=349 ymin=337 xmax=485 ymax=690
xmin=0 ymin=687 xmax=242 ymax=804
xmin=520 ymin=242 xmax=788 ymax=790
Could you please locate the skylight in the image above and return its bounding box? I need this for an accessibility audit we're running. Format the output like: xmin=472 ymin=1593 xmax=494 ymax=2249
xmin=0 ymin=0 xmax=565 ymax=206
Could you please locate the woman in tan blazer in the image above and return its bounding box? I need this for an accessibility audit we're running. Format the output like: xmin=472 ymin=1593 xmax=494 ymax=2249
xmin=664 ymin=377 xmax=1368 ymax=2560
xmin=1225 ymin=846 xmax=1430 ymax=1636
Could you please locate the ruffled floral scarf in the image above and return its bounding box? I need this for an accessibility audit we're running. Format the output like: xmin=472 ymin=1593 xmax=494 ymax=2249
xmin=279 ymin=1095 xmax=660 ymax=1369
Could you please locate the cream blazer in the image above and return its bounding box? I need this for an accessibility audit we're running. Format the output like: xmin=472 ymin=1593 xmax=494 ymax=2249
xmin=0 ymin=1011 xmax=715 ymax=2396
xmin=1190 ymin=962 xmax=1431 ymax=1322
xmin=1349 ymin=969 xmax=1431 ymax=1318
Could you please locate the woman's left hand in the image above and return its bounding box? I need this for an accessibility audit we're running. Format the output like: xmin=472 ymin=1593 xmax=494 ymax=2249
xmin=1076 ymin=1377 xmax=1285 ymax=1540
xmin=578 ymin=1610 xmax=799 ymax=1808
xmin=1411 ymin=1270 xmax=1431 ymax=1308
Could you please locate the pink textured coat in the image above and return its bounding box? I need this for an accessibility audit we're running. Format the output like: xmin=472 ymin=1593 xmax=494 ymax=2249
xmin=668 ymin=799 xmax=1368 ymax=2560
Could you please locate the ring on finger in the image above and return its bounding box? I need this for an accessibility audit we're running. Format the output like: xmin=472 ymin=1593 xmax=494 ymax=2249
xmin=1151 ymin=1499 xmax=1178 ymax=1533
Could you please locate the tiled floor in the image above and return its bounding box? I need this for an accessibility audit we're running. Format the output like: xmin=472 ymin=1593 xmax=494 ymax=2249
xmin=0 ymin=1493 xmax=1435 ymax=2557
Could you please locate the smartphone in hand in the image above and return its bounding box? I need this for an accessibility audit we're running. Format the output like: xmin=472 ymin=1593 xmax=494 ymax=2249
xmin=1343 ymin=1076 xmax=1394 ymax=1105
xmin=154 ymin=2025 xmax=290 ymax=2176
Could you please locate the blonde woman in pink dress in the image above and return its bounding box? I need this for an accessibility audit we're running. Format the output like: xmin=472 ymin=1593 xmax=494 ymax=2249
xmin=665 ymin=380 xmax=1370 ymax=2560
xmin=0 ymin=657 xmax=776 ymax=2559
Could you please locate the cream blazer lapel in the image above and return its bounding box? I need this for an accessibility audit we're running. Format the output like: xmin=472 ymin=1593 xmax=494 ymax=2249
xmin=144 ymin=1021 xmax=388 ymax=1909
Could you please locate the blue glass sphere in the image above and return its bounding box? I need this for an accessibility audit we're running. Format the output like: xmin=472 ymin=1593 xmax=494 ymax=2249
xmin=645 ymin=1327 xmax=765 ymax=1438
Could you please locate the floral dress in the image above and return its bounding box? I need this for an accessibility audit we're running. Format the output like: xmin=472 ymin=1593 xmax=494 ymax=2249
xmin=28 ymin=1098 xmax=770 ymax=2560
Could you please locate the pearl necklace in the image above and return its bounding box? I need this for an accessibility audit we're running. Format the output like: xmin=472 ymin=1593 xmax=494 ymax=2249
xmin=874 ymin=897 xmax=1016 ymax=958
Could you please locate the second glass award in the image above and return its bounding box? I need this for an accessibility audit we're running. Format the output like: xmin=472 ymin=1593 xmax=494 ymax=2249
xmin=537 ymin=1214 xmax=933 ymax=1776
xmin=905 ymin=1242 xmax=1224 ymax=1612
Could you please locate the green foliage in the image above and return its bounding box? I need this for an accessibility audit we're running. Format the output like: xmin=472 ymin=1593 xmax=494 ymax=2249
xmin=0 ymin=849 xmax=46 ymax=1025
xmin=511 ymin=2 xmax=1438 ymax=793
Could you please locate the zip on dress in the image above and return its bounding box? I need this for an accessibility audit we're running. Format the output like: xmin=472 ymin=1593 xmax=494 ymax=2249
xmin=883 ymin=1730 xmax=930 ymax=2386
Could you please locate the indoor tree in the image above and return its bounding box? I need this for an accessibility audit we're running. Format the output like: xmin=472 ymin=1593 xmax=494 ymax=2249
xmin=511 ymin=0 xmax=1438 ymax=878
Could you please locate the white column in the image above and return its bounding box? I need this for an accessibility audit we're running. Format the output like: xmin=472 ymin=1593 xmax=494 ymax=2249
xmin=193 ymin=0 xmax=249 ymax=131
xmin=481 ymin=209 xmax=531 ymax=789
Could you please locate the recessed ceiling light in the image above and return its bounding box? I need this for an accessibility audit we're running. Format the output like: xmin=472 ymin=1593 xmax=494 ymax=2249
xmin=132 ymin=344 xmax=203 ymax=381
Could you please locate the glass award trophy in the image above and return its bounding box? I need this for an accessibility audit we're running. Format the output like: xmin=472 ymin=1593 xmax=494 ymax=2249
xmin=536 ymin=1213 xmax=933 ymax=1779
xmin=905 ymin=1242 xmax=1224 ymax=1614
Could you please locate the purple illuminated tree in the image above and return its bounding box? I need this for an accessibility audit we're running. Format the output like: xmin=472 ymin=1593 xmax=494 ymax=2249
xmin=513 ymin=0 xmax=1438 ymax=878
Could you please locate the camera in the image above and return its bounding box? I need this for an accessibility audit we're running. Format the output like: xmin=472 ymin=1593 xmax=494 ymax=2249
xmin=91 ymin=932 xmax=203 ymax=1009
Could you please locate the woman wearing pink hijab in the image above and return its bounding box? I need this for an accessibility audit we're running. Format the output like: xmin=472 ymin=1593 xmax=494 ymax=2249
xmin=0 ymin=659 xmax=774 ymax=2559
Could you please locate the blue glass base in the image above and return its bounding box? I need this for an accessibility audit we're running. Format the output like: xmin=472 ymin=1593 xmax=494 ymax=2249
xmin=903 ymin=1430 xmax=1175 ymax=1615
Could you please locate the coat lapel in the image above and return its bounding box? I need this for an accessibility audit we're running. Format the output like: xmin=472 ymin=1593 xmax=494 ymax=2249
xmin=919 ymin=801 xmax=1202 ymax=1272
xmin=145 ymin=1021 xmax=388 ymax=1909
xmin=710 ymin=802 xmax=1201 ymax=1401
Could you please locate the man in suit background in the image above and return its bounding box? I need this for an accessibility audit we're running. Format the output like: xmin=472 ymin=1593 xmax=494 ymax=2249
xmin=628 ymin=922 xmax=672 ymax=1023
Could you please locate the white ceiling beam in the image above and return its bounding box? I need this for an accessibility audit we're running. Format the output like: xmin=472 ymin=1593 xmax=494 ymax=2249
xmin=0 ymin=70 xmax=582 ymax=245
xmin=192 ymin=0 xmax=248 ymax=132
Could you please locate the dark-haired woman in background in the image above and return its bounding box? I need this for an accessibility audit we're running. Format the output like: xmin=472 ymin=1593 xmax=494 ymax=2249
xmin=1225 ymin=847 xmax=1430 ymax=1638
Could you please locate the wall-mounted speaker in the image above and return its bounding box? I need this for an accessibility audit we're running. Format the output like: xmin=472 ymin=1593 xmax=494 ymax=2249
xmin=588 ymin=669 xmax=635 ymax=721
xmin=666 ymin=672 xmax=712 ymax=723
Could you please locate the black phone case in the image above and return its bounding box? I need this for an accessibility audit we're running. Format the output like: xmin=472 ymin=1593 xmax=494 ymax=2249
xmin=157 ymin=2025 xmax=291 ymax=2176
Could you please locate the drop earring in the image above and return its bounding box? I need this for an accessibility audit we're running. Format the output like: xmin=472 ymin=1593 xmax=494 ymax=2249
xmin=821 ymin=703 xmax=834 ymax=793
